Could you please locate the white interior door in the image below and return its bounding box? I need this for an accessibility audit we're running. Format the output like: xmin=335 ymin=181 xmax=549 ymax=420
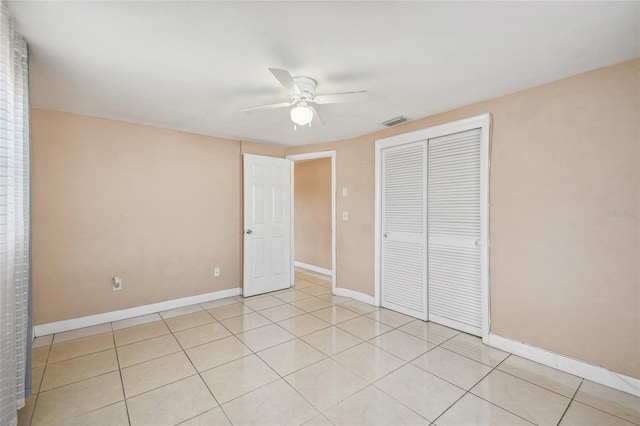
xmin=243 ymin=154 xmax=292 ymax=297
xmin=380 ymin=141 xmax=428 ymax=319
xmin=427 ymin=128 xmax=484 ymax=336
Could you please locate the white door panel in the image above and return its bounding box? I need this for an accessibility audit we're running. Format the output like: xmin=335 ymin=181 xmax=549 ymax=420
xmin=428 ymin=128 xmax=483 ymax=336
xmin=380 ymin=141 xmax=428 ymax=320
xmin=243 ymin=154 xmax=292 ymax=297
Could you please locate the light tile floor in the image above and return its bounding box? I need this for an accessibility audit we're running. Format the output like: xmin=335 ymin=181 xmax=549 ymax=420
xmin=20 ymin=270 xmax=640 ymax=426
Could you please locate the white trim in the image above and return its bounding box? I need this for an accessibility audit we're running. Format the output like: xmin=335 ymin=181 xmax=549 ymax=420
xmin=479 ymin=116 xmax=491 ymax=342
xmin=374 ymin=113 xmax=491 ymax=340
xmin=334 ymin=287 xmax=376 ymax=305
xmin=331 ymin=152 xmax=336 ymax=295
xmin=376 ymin=114 xmax=492 ymax=149
xmin=287 ymin=150 xmax=337 ymax=296
xmin=488 ymin=333 xmax=640 ymax=397
xmin=374 ymin=139 xmax=382 ymax=307
xmin=33 ymin=287 xmax=241 ymax=337
xmin=289 ymin=160 xmax=296 ymax=289
xmin=294 ymin=261 xmax=332 ymax=276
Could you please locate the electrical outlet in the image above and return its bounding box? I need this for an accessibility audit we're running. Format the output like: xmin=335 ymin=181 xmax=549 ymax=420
xmin=214 ymin=267 xmax=221 ymax=277
xmin=342 ymin=211 xmax=349 ymax=221
xmin=112 ymin=276 xmax=122 ymax=291
xmin=342 ymin=187 xmax=349 ymax=197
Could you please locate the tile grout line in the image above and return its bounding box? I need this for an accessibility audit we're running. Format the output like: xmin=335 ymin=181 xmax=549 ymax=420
xmin=557 ymin=379 xmax=640 ymax=425
xmin=158 ymin=311 xmax=237 ymax=426
xmin=496 ymin=363 xmax=583 ymax=400
xmin=110 ymin=330 xmax=133 ymax=426
xmin=39 ymin=344 xmax=116 ymax=368
xmin=358 ymin=328 xmax=541 ymax=425
xmin=207 ymin=304 xmax=324 ymax=425
xmin=36 ymin=348 xmax=122 ymax=394
xmin=250 ymin=344 xmax=327 ymax=422
xmin=427 ymin=353 xmax=536 ymax=426
xmin=112 ymin=315 xmax=222 ymax=415
xmin=27 ymin=339 xmax=53 ymax=426
xmin=555 ymin=380 xmax=583 ymax=425
xmin=190 ymin=287 xmax=327 ymax=422
xmin=318 ymin=316 xmax=437 ymax=419
xmin=330 ymin=318 xmax=440 ymax=422
xmin=195 ymin=280 xmax=360 ymax=423
xmin=32 ymin=332 xmax=127 ymax=425
xmin=322 ymin=324 xmax=465 ymax=424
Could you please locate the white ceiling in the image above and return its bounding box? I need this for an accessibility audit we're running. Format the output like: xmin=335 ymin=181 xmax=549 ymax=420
xmin=8 ymin=1 xmax=640 ymax=147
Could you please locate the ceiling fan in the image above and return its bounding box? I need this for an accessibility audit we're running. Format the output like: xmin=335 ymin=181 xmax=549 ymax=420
xmin=242 ymin=68 xmax=368 ymax=129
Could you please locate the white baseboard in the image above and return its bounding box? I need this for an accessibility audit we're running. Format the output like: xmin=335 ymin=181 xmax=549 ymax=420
xmin=33 ymin=287 xmax=241 ymax=337
xmin=487 ymin=333 xmax=640 ymax=397
xmin=294 ymin=261 xmax=332 ymax=276
xmin=334 ymin=288 xmax=377 ymax=306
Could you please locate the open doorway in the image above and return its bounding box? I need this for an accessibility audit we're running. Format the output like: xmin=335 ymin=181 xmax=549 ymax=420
xmin=287 ymin=151 xmax=336 ymax=294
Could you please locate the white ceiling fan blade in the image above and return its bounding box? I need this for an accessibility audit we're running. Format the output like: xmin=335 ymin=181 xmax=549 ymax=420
xmin=241 ymin=101 xmax=293 ymax=114
xmin=309 ymin=106 xmax=325 ymax=126
xmin=312 ymin=90 xmax=368 ymax=104
xmin=269 ymin=68 xmax=301 ymax=95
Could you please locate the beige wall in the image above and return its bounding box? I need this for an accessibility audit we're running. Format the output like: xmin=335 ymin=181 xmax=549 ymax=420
xmin=294 ymin=158 xmax=332 ymax=270
xmin=31 ymin=110 xmax=242 ymax=324
xmin=240 ymin=141 xmax=285 ymax=158
xmin=287 ymin=137 xmax=375 ymax=296
xmin=286 ymin=58 xmax=640 ymax=378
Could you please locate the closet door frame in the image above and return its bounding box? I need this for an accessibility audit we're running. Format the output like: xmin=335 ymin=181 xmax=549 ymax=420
xmin=374 ymin=113 xmax=491 ymax=341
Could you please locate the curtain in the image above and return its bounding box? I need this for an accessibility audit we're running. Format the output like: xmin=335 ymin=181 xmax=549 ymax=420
xmin=0 ymin=0 xmax=31 ymax=424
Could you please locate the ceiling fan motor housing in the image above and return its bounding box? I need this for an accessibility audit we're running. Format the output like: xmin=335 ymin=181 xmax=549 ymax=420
xmin=292 ymin=76 xmax=317 ymax=101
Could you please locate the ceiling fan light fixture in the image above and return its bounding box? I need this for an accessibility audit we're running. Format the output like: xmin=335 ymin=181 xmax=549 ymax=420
xmin=290 ymin=105 xmax=313 ymax=126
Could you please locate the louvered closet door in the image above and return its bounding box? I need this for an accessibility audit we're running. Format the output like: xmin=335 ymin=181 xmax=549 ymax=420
xmin=381 ymin=141 xmax=428 ymax=319
xmin=427 ymin=128 xmax=483 ymax=336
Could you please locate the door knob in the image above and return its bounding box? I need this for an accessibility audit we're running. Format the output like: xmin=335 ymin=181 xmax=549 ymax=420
xmin=383 ymin=233 xmax=388 ymax=238
xmin=246 ymin=229 xmax=253 ymax=235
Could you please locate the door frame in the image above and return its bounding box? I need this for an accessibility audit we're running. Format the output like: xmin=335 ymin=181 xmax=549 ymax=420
xmin=374 ymin=113 xmax=492 ymax=341
xmin=286 ymin=150 xmax=337 ymax=295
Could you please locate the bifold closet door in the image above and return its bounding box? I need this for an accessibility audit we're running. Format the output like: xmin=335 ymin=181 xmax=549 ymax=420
xmin=380 ymin=141 xmax=428 ymax=319
xmin=427 ymin=128 xmax=483 ymax=336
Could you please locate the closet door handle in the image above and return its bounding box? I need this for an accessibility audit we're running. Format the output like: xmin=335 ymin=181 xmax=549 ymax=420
xmin=246 ymin=229 xmax=253 ymax=235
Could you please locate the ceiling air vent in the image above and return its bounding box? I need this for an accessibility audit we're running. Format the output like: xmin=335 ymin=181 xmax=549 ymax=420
xmin=382 ymin=116 xmax=409 ymax=127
